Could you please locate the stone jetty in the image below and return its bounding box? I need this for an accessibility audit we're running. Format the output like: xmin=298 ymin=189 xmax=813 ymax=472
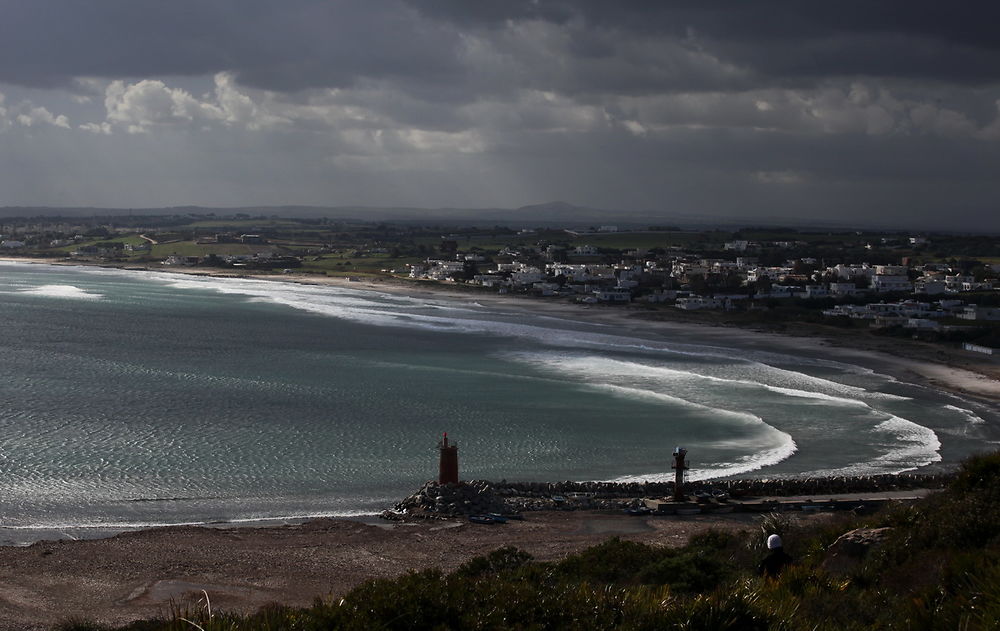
xmin=384 ymin=472 xmax=954 ymax=520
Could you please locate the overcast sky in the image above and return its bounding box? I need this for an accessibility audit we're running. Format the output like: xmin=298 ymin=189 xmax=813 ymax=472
xmin=1 ymin=1 xmax=999 ymax=228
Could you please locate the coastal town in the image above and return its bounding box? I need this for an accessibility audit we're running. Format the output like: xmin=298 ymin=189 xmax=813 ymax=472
xmin=3 ymin=213 xmax=999 ymax=353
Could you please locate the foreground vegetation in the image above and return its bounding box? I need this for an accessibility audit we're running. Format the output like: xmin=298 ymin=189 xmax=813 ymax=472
xmin=61 ymin=452 xmax=1000 ymax=630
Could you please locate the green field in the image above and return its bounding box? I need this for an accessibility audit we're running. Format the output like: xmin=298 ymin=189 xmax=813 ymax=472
xmin=148 ymin=242 xmax=274 ymax=258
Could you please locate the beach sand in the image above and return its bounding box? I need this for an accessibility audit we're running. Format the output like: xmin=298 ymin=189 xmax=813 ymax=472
xmin=0 ymin=509 xmax=816 ymax=630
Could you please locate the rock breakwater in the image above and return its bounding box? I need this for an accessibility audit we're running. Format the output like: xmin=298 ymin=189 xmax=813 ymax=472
xmin=384 ymin=472 xmax=953 ymax=519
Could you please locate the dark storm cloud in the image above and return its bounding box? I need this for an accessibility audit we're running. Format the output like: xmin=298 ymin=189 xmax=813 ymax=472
xmin=409 ymin=1 xmax=1000 ymax=85
xmin=0 ymin=0 xmax=462 ymax=91
xmin=5 ymin=0 xmax=1000 ymax=95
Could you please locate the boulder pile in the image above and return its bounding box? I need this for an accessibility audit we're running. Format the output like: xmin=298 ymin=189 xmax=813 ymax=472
xmin=490 ymin=472 xmax=953 ymax=499
xmin=387 ymin=480 xmax=508 ymax=519
xmin=383 ymin=479 xmax=643 ymax=519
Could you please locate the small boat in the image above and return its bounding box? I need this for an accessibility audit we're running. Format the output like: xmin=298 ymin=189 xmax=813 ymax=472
xmin=468 ymin=515 xmax=498 ymax=525
xmin=485 ymin=513 xmax=508 ymax=524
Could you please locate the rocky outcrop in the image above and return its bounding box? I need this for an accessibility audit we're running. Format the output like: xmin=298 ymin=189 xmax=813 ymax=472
xmin=821 ymin=527 xmax=894 ymax=575
xmin=388 ymin=480 xmax=508 ymax=519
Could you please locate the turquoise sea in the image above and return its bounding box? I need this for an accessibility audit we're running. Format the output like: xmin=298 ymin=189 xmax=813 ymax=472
xmin=0 ymin=261 xmax=996 ymax=544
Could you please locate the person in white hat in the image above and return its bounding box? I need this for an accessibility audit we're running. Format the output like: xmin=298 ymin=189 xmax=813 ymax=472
xmin=758 ymin=533 xmax=793 ymax=578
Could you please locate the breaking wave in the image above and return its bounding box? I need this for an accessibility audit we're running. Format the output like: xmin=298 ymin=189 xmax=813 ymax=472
xmin=17 ymin=284 xmax=103 ymax=300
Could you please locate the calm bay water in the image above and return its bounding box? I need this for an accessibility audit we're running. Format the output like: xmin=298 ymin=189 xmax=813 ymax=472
xmin=0 ymin=261 xmax=996 ymax=543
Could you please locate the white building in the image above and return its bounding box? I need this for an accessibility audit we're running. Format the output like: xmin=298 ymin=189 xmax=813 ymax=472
xmin=870 ymin=275 xmax=913 ymax=293
xmin=594 ymin=290 xmax=631 ymax=303
xmin=914 ymin=279 xmax=947 ymax=295
xmin=510 ymin=269 xmax=544 ymax=285
xmin=675 ymin=296 xmax=724 ymax=310
xmin=945 ymin=274 xmax=974 ymax=291
xmin=962 ymin=281 xmax=994 ymax=292
xmin=798 ymin=285 xmax=830 ymax=299
xmin=957 ymin=306 xmax=1000 ymax=321
xmin=830 ymin=282 xmax=862 ymax=297
xmin=875 ymin=265 xmax=908 ymax=276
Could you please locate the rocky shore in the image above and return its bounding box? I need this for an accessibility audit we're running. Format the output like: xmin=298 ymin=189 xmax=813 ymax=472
xmin=386 ymin=472 xmax=954 ymax=519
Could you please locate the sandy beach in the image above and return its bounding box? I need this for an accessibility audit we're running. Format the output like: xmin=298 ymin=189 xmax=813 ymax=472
xmin=0 ymin=508 xmax=829 ymax=630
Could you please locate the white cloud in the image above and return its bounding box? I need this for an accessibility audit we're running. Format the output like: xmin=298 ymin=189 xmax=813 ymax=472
xmin=78 ymin=121 xmax=112 ymax=134
xmin=212 ymin=73 xmax=289 ymax=129
xmin=76 ymin=72 xmax=1000 ymax=157
xmin=15 ymin=105 xmax=70 ymax=129
xmin=613 ymin=82 xmax=999 ymax=141
xmin=104 ymin=79 xmax=225 ymax=133
xmin=96 ymin=74 xmax=293 ymax=133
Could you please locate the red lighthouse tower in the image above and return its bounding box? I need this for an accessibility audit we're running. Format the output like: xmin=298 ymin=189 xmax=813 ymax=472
xmin=438 ymin=433 xmax=459 ymax=484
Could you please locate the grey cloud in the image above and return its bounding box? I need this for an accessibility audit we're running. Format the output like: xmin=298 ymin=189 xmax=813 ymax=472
xmin=0 ymin=0 xmax=462 ymax=92
xmin=409 ymin=1 xmax=1000 ymax=86
xmin=6 ymin=0 xmax=1000 ymax=99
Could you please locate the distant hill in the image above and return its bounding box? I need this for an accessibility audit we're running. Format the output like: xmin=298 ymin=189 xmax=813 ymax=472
xmin=0 ymin=202 xmax=655 ymax=228
xmin=0 ymin=203 xmax=988 ymax=232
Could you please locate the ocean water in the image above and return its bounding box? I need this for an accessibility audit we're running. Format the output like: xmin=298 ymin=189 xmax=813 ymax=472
xmin=0 ymin=261 xmax=996 ymax=544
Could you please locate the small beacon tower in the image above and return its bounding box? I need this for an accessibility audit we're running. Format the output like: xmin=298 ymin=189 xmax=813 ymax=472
xmin=438 ymin=432 xmax=459 ymax=484
xmin=672 ymin=446 xmax=689 ymax=502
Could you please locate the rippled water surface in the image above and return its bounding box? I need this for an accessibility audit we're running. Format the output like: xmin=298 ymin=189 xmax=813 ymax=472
xmin=0 ymin=262 xmax=996 ymax=543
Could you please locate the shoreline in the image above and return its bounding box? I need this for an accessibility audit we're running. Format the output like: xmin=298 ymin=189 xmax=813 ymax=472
xmin=4 ymin=255 xmax=997 ymax=403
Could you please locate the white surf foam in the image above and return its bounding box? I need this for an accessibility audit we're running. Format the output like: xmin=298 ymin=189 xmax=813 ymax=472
xmin=760 ymin=385 xmax=872 ymax=407
xmin=134 ymin=273 xmax=914 ymax=409
xmin=943 ymin=404 xmax=987 ymax=425
xmin=805 ymin=414 xmax=942 ymax=476
xmin=17 ymin=284 xmax=103 ymax=300
xmin=505 ymin=354 xmax=800 ymax=480
xmin=609 ymin=437 xmax=799 ymax=483
xmin=508 ymin=351 xmax=887 ymax=413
